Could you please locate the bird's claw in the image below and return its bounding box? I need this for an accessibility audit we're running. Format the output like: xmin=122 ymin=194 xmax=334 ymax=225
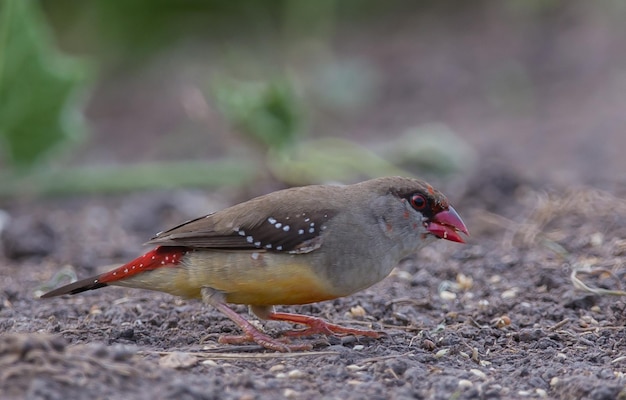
xmin=218 ymin=333 xmax=312 ymax=352
xmin=270 ymin=312 xmax=382 ymax=338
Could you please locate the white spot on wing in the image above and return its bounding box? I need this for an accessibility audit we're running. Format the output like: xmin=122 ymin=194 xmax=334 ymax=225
xmin=246 ymin=236 xmax=254 ymax=243
xmin=268 ymin=217 xmax=277 ymax=224
xmin=283 ymin=225 xmax=290 ymax=232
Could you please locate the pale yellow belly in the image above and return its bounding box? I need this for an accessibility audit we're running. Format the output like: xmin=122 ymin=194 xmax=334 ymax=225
xmin=114 ymin=251 xmax=339 ymax=306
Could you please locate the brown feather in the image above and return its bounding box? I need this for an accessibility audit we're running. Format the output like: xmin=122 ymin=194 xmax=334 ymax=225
xmin=147 ymin=185 xmax=339 ymax=253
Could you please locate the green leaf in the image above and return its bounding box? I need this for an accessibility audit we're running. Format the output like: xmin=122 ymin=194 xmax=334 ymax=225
xmin=0 ymin=0 xmax=87 ymax=169
xmin=212 ymin=79 xmax=303 ymax=152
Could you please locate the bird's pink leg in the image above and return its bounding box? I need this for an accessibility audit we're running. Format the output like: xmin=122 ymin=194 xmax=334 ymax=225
xmin=201 ymin=288 xmax=311 ymax=352
xmin=268 ymin=312 xmax=382 ymax=338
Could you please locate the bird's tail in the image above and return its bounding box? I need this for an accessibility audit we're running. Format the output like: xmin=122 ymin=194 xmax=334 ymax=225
xmin=40 ymin=275 xmax=108 ymax=298
xmin=40 ymin=246 xmax=188 ymax=298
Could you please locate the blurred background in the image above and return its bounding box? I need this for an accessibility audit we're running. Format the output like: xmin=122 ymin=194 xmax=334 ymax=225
xmin=1 ymin=0 xmax=625 ymax=197
xmin=3 ymin=3 xmax=626 ymax=396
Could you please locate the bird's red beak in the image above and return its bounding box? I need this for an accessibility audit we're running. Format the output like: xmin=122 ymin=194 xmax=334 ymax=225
xmin=427 ymin=206 xmax=469 ymax=243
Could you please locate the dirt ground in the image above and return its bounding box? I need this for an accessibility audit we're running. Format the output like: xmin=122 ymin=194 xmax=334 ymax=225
xmin=3 ymin=2 xmax=626 ymax=399
xmin=2 ymin=169 xmax=626 ymax=400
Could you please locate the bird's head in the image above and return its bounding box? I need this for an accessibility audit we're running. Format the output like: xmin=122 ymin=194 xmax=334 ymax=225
xmin=364 ymin=176 xmax=469 ymax=246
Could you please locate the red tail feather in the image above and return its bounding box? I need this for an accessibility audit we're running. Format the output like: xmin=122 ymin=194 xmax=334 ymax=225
xmin=97 ymin=246 xmax=188 ymax=284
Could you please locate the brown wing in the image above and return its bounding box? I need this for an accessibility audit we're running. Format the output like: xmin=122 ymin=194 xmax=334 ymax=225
xmin=146 ymin=193 xmax=337 ymax=253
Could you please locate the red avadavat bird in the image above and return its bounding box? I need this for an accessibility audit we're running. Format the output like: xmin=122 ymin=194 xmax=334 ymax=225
xmin=42 ymin=176 xmax=468 ymax=351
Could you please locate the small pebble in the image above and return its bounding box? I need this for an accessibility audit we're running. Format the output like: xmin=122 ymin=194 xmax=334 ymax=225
xmin=422 ymin=339 xmax=436 ymax=351
xmin=493 ymin=315 xmax=511 ymax=328
xmin=470 ymin=369 xmax=487 ymax=379
xmin=159 ymin=352 xmax=198 ymax=369
xmin=349 ymin=305 xmax=366 ymax=318
xmin=456 ymin=273 xmax=473 ymax=290
xmin=435 ymin=349 xmax=449 ymax=358
xmin=269 ymin=364 xmax=285 ymax=372
xmin=283 ymin=389 xmax=298 ymax=398
xmin=394 ymin=270 xmax=412 ymax=282
xmin=590 ymin=232 xmax=603 ymax=247
xmin=287 ymin=369 xmax=306 ymax=379
xmin=458 ymin=379 xmax=473 ymax=389
xmin=501 ymin=288 xmax=518 ymax=299
xmin=440 ymin=290 xmax=457 ymax=300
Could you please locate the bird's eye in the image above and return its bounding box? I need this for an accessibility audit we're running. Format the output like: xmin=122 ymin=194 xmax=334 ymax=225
xmin=410 ymin=194 xmax=427 ymax=210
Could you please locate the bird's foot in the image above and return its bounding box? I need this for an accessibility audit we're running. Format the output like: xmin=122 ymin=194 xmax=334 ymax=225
xmin=217 ymin=333 xmax=312 ymax=352
xmin=269 ymin=312 xmax=383 ymax=338
xmin=202 ymin=289 xmax=312 ymax=352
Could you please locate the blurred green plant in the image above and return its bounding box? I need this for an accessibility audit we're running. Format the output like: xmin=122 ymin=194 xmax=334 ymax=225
xmin=212 ymin=79 xmax=303 ymax=152
xmin=211 ymin=77 xmax=416 ymax=185
xmin=0 ymin=160 xmax=256 ymax=197
xmin=267 ymin=138 xmax=410 ymax=185
xmin=378 ymin=124 xmax=476 ymax=177
xmin=0 ymin=0 xmax=479 ymax=196
xmin=0 ymin=0 xmax=87 ymax=169
xmin=0 ymin=0 xmax=255 ymax=196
